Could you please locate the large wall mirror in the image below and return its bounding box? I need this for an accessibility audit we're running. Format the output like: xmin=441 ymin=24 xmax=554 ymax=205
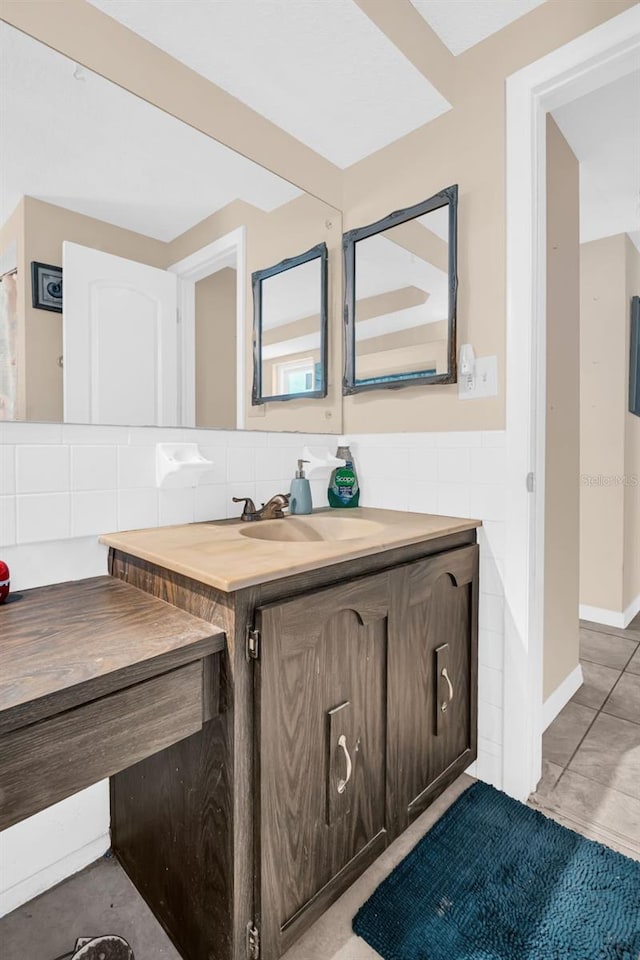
xmin=0 ymin=22 xmax=342 ymax=432
xmin=252 ymin=243 xmax=328 ymax=405
xmin=343 ymin=185 xmax=458 ymax=393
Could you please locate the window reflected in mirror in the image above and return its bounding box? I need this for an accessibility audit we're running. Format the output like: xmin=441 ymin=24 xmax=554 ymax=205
xmin=252 ymin=244 xmax=328 ymax=404
xmin=343 ymin=186 xmax=457 ymax=393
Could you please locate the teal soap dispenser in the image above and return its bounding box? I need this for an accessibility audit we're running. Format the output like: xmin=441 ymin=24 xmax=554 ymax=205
xmin=290 ymin=459 xmax=313 ymax=515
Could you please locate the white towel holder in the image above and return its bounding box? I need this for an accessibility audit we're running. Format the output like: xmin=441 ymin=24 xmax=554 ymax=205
xmin=156 ymin=442 xmax=214 ymax=489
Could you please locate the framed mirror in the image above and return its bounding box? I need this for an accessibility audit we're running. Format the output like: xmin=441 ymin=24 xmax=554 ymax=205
xmin=252 ymin=243 xmax=328 ymax=404
xmin=343 ymin=185 xmax=458 ymax=393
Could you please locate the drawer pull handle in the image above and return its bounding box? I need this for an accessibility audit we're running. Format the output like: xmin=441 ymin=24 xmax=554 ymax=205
xmin=337 ymin=734 xmax=352 ymax=794
xmin=441 ymin=667 xmax=454 ymax=712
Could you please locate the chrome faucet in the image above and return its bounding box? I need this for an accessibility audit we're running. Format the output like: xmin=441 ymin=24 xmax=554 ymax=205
xmin=232 ymin=493 xmax=290 ymax=522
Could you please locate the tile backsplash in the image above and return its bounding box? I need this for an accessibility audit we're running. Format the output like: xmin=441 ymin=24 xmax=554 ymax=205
xmin=0 ymin=423 xmax=336 ymax=569
xmin=1 ymin=422 xmax=506 ymax=773
xmin=349 ymin=429 xmax=507 ymax=786
xmin=0 ymin=422 xmax=506 ymax=914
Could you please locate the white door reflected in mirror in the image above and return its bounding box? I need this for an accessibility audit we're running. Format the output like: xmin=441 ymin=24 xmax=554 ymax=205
xmin=63 ymin=242 xmax=179 ymax=426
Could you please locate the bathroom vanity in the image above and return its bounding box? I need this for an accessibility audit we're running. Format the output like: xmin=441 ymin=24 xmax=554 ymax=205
xmin=99 ymin=507 xmax=480 ymax=960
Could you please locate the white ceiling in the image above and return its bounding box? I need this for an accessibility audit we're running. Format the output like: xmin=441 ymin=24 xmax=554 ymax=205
xmin=355 ymin=233 xmax=448 ymax=338
xmin=261 ymin=257 xmax=322 ymax=330
xmin=87 ymin=0 xmax=452 ymax=169
xmin=418 ymin=206 xmax=448 ymax=241
xmin=552 ymin=70 xmax=640 ymax=248
xmin=0 ymin=22 xmax=301 ymax=242
xmin=410 ymin=0 xmax=546 ymax=56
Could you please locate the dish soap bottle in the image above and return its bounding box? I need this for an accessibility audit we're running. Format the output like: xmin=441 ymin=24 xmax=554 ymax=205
xmin=328 ymin=439 xmax=360 ymax=508
xmin=290 ymin=459 xmax=312 ymax=515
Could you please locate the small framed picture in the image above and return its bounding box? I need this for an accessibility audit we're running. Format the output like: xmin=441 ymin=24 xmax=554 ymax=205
xmin=31 ymin=261 xmax=63 ymax=313
xmin=630 ymin=295 xmax=640 ymax=417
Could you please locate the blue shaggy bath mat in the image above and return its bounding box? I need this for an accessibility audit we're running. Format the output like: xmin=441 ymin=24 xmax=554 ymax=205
xmin=353 ymin=781 xmax=640 ymax=959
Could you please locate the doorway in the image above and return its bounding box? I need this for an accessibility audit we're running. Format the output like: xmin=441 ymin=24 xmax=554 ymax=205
xmin=169 ymin=226 xmax=247 ymax=431
xmin=503 ymin=4 xmax=640 ymax=801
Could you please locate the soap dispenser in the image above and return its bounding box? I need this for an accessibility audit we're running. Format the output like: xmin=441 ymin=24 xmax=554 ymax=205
xmin=289 ymin=459 xmax=313 ymax=515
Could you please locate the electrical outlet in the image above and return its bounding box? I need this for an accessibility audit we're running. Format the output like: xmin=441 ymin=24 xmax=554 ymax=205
xmin=458 ymin=356 xmax=498 ymax=400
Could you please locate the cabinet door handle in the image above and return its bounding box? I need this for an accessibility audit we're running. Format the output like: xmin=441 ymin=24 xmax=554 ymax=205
xmin=441 ymin=667 xmax=454 ymax=712
xmin=336 ymin=734 xmax=352 ymax=794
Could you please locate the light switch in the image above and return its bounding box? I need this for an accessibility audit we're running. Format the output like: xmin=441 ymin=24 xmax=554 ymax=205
xmin=458 ymin=356 xmax=498 ymax=400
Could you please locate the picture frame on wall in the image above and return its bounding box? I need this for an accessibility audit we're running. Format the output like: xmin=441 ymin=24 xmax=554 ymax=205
xmin=631 ymin=296 xmax=640 ymax=417
xmin=31 ymin=261 xmax=63 ymax=313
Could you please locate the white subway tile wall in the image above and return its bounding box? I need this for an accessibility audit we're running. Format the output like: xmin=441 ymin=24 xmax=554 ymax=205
xmin=0 ymin=423 xmax=337 ymax=562
xmin=350 ymin=430 xmax=506 ymax=787
xmin=0 ymin=423 xmax=506 ymax=804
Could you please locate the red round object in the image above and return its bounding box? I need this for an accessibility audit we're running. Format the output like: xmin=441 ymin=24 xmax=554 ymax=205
xmin=0 ymin=560 xmax=10 ymax=603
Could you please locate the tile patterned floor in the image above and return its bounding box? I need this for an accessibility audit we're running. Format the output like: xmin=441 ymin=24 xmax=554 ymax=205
xmin=531 ymin=614 xmax=640 ymax=860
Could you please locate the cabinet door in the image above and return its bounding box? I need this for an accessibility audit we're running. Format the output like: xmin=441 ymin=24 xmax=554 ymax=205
xmin=255 ymin=573 xmax=389 ymax=959
xmin=387 ymin=545 xmax=478 ymax=835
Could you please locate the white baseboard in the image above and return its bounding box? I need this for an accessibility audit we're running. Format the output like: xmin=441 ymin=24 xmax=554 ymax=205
xmin=579 ymin=595 xmax=640 ymax=629
xmin=623 ymin=594 xmax=640 ymax=627
xmin=542 ymin=664 xmax=584 ymax=732
xmin=0 ymin=833 xmax=109 ymax=917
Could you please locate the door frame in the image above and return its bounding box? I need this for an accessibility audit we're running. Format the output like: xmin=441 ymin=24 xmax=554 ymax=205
xmin=168 ymin=226 xmax=247 ymax=429
xmin=503 ymin=5 xmax=640 ymax=800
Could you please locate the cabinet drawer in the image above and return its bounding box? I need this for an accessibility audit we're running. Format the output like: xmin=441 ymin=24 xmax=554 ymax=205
xmin=0 ymin=661 xmax=204 ymax=830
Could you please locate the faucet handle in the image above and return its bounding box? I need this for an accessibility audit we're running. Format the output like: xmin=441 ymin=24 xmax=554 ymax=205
xmin=232 ymin=496 xmax=257 ymax=519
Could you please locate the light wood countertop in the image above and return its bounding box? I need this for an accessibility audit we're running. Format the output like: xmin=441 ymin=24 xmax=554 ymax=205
xmin=100 ymin=508 xmax=481 ymax=593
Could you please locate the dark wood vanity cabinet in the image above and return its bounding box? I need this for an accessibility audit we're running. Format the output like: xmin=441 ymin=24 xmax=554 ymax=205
xmin=387 ymin=545 xmax=478 ymax=833
xmin=256 ymin=573 xmax=389 ymax=958
xmin=108 ymin=530 xmax=478 ymax=960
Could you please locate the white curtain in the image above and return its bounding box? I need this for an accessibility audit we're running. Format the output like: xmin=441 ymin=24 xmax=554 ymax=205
xmin=0 ymin=272 xmax=18 ymax=420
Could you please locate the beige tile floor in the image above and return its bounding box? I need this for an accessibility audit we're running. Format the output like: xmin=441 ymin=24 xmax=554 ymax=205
xmin=530 ymin=614 xmax=640 ymax=860
xmin=3 ymin=615 xmax=638 ymax=959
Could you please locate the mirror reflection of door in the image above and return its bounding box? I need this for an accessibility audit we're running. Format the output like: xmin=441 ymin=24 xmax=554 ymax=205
xmin=63 ymin=243 xmax=179 ymax=426
xmin=354 ymin=205 xmax=450 ymax=383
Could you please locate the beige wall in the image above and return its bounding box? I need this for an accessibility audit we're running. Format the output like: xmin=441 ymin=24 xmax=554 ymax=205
xmin=624 ymin=237 xmax=640 ymax=610
xmin=580 ymin=235 xmax=628 ymax=613
xmin=1 ymin=0 xmax=632 ymax=435
xmin=579 ymin=235 xmax=640 ymax=617
xmin=339 ymin=1 xmax=632 ymax=434
xmin=543 ymin=116 xmax=580 ymax=701
xmin=195 ymin=268 xmax=237 ymax=430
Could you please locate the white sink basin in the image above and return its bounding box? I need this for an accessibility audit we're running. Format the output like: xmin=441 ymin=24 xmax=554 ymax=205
xmin=238 ymin=515 xmax=384 ymax=543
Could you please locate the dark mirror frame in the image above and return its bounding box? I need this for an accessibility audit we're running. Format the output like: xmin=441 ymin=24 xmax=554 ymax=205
xmin=251 ymin=242 xmax=328 ymax=405
xmin=342 ymin=184 xmax=458 ymax=394
xmin=630 ymin=295 xmax=640 ymax=417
